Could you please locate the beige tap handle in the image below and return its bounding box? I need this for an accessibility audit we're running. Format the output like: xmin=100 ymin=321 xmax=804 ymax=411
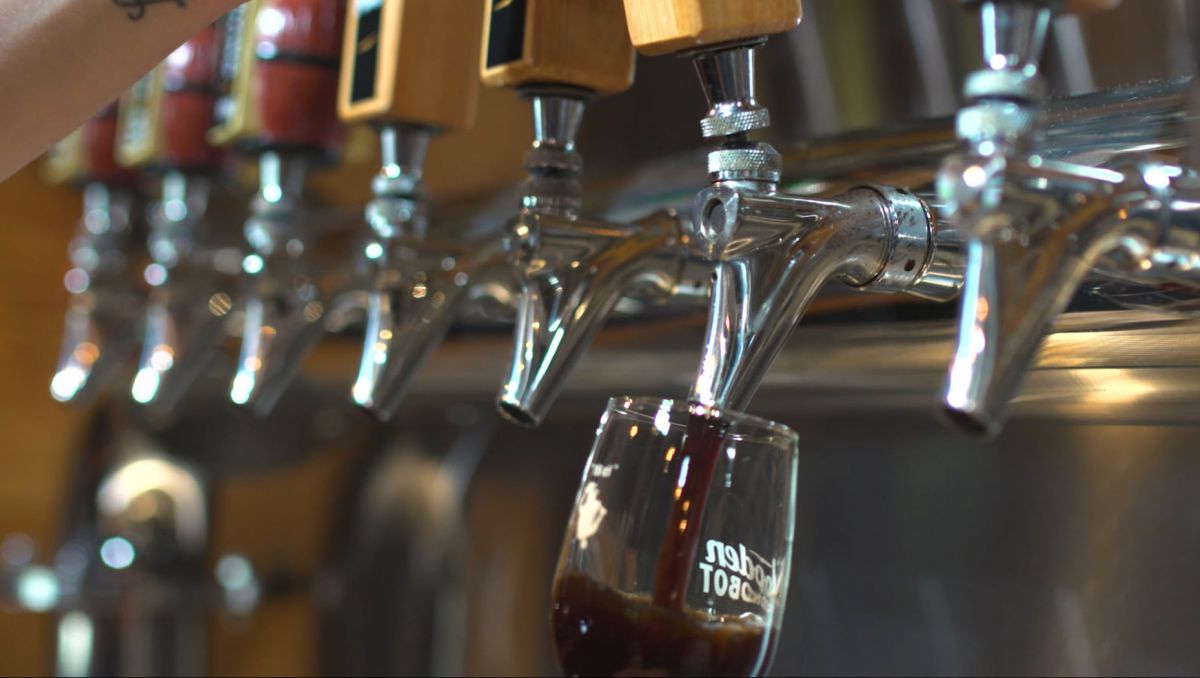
xmin=480 ymin=0 xmax=635 ymax=95
xmin=43 ymin=129 xmax=88 ymax=186
xmin=339 ymin=0 xmax=485 ymax=130
xmin=622 ymin=0 xmax=802 ymax=56
xmin=115 ymin=68 xmax=166 ymax=170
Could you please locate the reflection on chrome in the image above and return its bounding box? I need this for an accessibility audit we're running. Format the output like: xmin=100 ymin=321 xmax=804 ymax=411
xmin=131 ymin=171 xmax=236 ymax=413
xmin=50 ymin=184 xmax=140 ymax=404
xmin=675 ymin=45 xmax=965 ymax=413
xmin=937 ymin=0 xmax=1200 ymax=436
xmin=496 ymin=91 xmax=694 ymax=427
xmin=351 ymin=125 xmax=512 ymax=421
xmin=227 ymin=151 xmax=360 ymax=416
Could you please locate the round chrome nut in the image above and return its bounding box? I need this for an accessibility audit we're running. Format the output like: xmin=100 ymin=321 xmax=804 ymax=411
xmin=700 ymin=107 xmax=771 ymax=139
xmin=706 ymin=144 xmax=782 ymax=183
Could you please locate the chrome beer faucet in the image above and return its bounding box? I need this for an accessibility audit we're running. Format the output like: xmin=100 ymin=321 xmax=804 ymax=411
xmin=622 ymin=0 xmax=963 ymax=413
xmin=115 ymin=26 xmax=238 ymax=414
xmin=229 ymin=151 xmax=310 ymax=412
xmin=483 ymin=0 xmax=691 ymax=426
xmin=131 ymin=171 xmax=239 ymax=413
xmin=931 ymin=0 xmax=1200 ymax=436
xmin=208 ymin=1 xmax=351 ymax=415
xmin=349 ymin=125 xmax=511 ymax=419
xmin=496 ymin=91 xmax=687 ymax=425
xmin=339 ymin=0 xmax=508 ymax=420
xmin=229 ymin=150 xmax=354 ymax=414
xmin=46 ymin=106 xmax=144 ymax=405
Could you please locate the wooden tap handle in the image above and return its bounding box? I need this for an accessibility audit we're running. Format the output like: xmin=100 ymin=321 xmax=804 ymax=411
xmin=208 ymin=0 xmax=347 ymax=157
xmin=481 ymin=0 xmax=635 ymax=96
xmin=339 ymin=0 xmax=484 ymax=131
xmin=116 ymin=25 xmax=224 ymax=172
xmin=622 ymin=0 xmax=802 ymax=56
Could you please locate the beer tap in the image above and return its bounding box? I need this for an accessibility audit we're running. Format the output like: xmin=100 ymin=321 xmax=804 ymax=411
xmin=208 ymin=0 xmax=350 ymax=415
xmin=338 ymin=0 xmax=496 ymax=420
xmin=115 ymin=25 xmax=236 ymax=413
xmin=931 ymin=0 xmax=1200 ymax=436
xmin=483 ymin=0 xmax=692 ymax=426
xmin=620 ymin=0 xmax=963 ymax=413
xmin=46 ymin=105 xmax=143 ymax=405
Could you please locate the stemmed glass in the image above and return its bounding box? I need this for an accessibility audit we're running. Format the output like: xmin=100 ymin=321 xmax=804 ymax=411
xmin=550 ymin=396 xmax=799 ymax=677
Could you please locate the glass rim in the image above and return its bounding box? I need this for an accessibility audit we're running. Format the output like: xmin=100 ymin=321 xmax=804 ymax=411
xmin=606 ymin=395 xmax=799 ymax=445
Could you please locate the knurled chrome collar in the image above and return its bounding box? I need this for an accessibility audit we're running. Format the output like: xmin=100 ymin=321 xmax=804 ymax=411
xmin=700 ymin=106 xmax=772 ymax=139
xmin=707 ymin=143 xmax=782 ymax=184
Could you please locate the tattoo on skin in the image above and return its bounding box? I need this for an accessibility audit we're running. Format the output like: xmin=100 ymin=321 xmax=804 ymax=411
xmin=111 ymin=0 xmax=188 ymax=21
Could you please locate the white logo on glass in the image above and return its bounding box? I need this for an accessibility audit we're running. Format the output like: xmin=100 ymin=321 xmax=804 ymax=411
xmin=575 ymin=481 xmax=607 ymax=549
xmin=697 ymin=538 xmax=782 ymax=610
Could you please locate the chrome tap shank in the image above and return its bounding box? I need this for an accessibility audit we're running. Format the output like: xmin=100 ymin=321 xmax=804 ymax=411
xmin=498 ymin=209 xmax=684 ymax=425
xmin=494 ymin=89 xmax=689 ymax=426
xmin=940 ymin=154 xmax=1200 ymax=434
xmin=351 ymin=125 xmax=511 ymax=420
xmin=936 ymin=0 xmax=1194 ymax=436
xmin=51 ymin=184 xmax=142 ymax=405
xmin=132 ymin=171 xmax=237 ymax=414
xmin=681 ymin=43 xmax=963 ymax=413
xmin=230 ymin=151 xmax=360 ymax=416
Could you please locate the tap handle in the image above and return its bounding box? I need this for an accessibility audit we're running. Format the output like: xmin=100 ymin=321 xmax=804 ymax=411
xmin=622 ymin=0 xmax=802 ymax=56
xmin=208 ymin=0 xmax=347 ymax=158
xmin=481 ymin=0 xmax=635 ymax=96
xmin=43 ymin=103 xmax=138 ymax=187
xmin=116 ymin=26 xmax=224 ymax=172
xmin=339 ymin=0 xmax=485 ymax=130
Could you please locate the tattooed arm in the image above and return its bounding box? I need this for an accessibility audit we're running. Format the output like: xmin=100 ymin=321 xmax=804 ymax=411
xmin=0 ymin=0 xmax=245 ymax=181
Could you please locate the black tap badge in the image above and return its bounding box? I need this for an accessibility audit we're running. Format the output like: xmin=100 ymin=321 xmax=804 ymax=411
xmin=350 ymin=0 xmax=385 ymax=104
xmin=486 ymin=0 xmax=528 ymax=69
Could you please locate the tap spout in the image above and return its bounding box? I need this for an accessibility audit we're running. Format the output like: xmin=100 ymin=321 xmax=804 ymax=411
xmin=351 ymin=125 xmax=512 ymax=420
xmin=497 ymin=209 xmax=685 ymax=426
xmin=690 ymin=184 xmax=958 ymax=411
xmin=939 ymin=159 xmax=1190 ymax=435
xmin=229 ymin=151 xmax=340 ymax=416
xmin=352 ymin=236 xmax=508 ymax=419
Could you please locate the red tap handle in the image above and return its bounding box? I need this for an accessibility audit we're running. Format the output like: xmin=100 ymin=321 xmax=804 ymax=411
xmin=159 ymin=24 xmax=225 ymax=170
